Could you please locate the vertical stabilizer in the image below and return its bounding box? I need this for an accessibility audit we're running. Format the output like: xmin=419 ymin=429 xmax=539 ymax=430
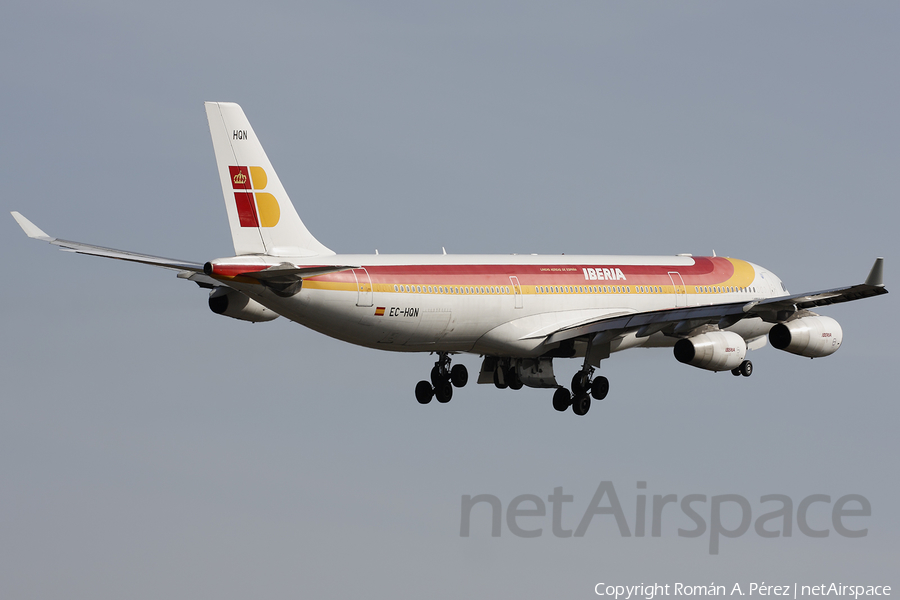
xmin=205 ymin=102 xmax=334 ymax=257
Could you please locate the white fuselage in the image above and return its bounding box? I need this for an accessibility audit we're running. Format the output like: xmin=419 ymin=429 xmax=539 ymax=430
xmin=212 ymin=253 xmax=783 ymax=358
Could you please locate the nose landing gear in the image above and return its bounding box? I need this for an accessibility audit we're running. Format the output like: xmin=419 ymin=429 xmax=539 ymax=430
xmin=416 ymin=353 xmax=468 ymax=405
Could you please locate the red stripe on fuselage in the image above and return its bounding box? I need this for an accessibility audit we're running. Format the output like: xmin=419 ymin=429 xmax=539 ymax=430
xmin=305 ymin=257 xmax=737 ymax=288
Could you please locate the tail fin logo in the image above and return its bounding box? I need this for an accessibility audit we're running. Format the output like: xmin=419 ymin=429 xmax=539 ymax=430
xmin=228 ymin=166 xmax=280 ymax=228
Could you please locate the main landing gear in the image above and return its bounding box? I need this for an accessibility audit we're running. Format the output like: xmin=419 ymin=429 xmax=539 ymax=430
xmin=491 ymin=362 xmax=524 ymax=391
xmin=731 ymin=360 xmax=753 ymax=377
xmin=551 ymin=368 xmax=610 ymax=416
xmin=416 ymin=353 xmax=468 ymax=404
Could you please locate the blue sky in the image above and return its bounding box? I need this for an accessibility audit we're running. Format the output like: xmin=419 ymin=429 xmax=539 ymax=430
xmin=2 ymin=2 xmax=897 ymax=597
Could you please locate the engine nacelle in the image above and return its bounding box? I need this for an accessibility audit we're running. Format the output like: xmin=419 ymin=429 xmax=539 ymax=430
xmin=769 ymin=316 xmax=842 ymax=358
xmin=674 ymin=331 xmax=747 ymax=372
xmin=208 ymin=287 xmax=279 ymax=323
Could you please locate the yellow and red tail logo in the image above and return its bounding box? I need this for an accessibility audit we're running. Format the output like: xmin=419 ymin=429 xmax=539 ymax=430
xmin=229 ymin=166 xmax=280 ymax=228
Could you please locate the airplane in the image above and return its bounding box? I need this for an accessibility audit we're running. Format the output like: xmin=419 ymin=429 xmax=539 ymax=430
xmin=11 ymin=102 xmax=889 ymax=416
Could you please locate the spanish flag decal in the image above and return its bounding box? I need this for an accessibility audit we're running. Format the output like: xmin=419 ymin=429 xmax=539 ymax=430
xmin=375 ymin=307 xmax=386 ymax=316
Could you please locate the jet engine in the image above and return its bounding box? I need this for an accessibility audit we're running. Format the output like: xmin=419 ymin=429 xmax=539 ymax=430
xmin=208 ymin=287 xmax=279 ymax=323
xmin=674 ymin=331 xmax=747 ymax=372
xmin=769 ymin=315 xmax=842 ymax=358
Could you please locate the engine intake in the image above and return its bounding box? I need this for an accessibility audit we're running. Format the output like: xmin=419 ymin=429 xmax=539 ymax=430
xmin=769 ymin=316 xmax=842 ymax=358
xmin=674 ymin=331 xmax=747 ymax=372
xmin=208 ymin=287 xmax=279 ymax=323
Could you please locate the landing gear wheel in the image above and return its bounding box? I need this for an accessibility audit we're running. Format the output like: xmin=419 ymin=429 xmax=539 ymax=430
xmin=450 ymin=364 xmax=468 ymax=388
xmin=572 ymin=371 xmax=590 ymax=395
xmin=507 ymin=367 xmax=523 ymax=390
xmin=552 ymin=387 xmax=571 ymax=412
xmin=739 ymin=360 xmax=753 ymax=377
xmin=430 ymin=366 xmax=443 ymax=387
xmin=731 ymin=367 xmax=742 ymax=376
xmin=435 ymin=380 xmax=453 ymax=403
xmin=591 ymin=376 xmax=609 ymax=400
xmin=493 ymin=368 xmax=508 ymax=389
xmin=572 ymin=393 xmax=591 ymax=416
xmin=415 ymin=380 xmax=434 ymax=404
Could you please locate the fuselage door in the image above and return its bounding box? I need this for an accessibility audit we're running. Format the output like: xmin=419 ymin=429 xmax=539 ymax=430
xmin=509 ymin=276 xmax=524 ymax=309
xmin=668 ymin=271 xmax=686 ymax=307
xmin=353 ymin=268 xmax=374 ymax=307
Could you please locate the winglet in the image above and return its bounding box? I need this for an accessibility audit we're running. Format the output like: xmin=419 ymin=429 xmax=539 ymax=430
xmin=11 ymin=211 xmax=53 ymax=241
xmin=865 ymin=257 xmax=884 ymax=287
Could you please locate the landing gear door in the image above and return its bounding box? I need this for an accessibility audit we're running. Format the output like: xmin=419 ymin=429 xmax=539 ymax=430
xmin=668 ymin=271 xmax=686 ymax=307
xmin=509 ymin=276 xmax=524 ymax=309
xmin=353 ymin=268 xmax=374 ymax=307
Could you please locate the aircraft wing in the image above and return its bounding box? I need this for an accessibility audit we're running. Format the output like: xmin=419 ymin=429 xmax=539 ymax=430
xmin=545 ymin=258 xmax=887 ymax=345
xmin=11 ymin=211 xmax=204 ymax=272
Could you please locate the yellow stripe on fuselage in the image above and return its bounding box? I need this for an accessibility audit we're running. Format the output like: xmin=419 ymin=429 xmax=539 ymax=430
xmin=723 ymin=258 xmax=756 ymax=289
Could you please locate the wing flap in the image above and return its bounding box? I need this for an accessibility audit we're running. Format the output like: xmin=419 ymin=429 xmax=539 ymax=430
xmin=544 ymin=301 xmax=750 ymax=345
